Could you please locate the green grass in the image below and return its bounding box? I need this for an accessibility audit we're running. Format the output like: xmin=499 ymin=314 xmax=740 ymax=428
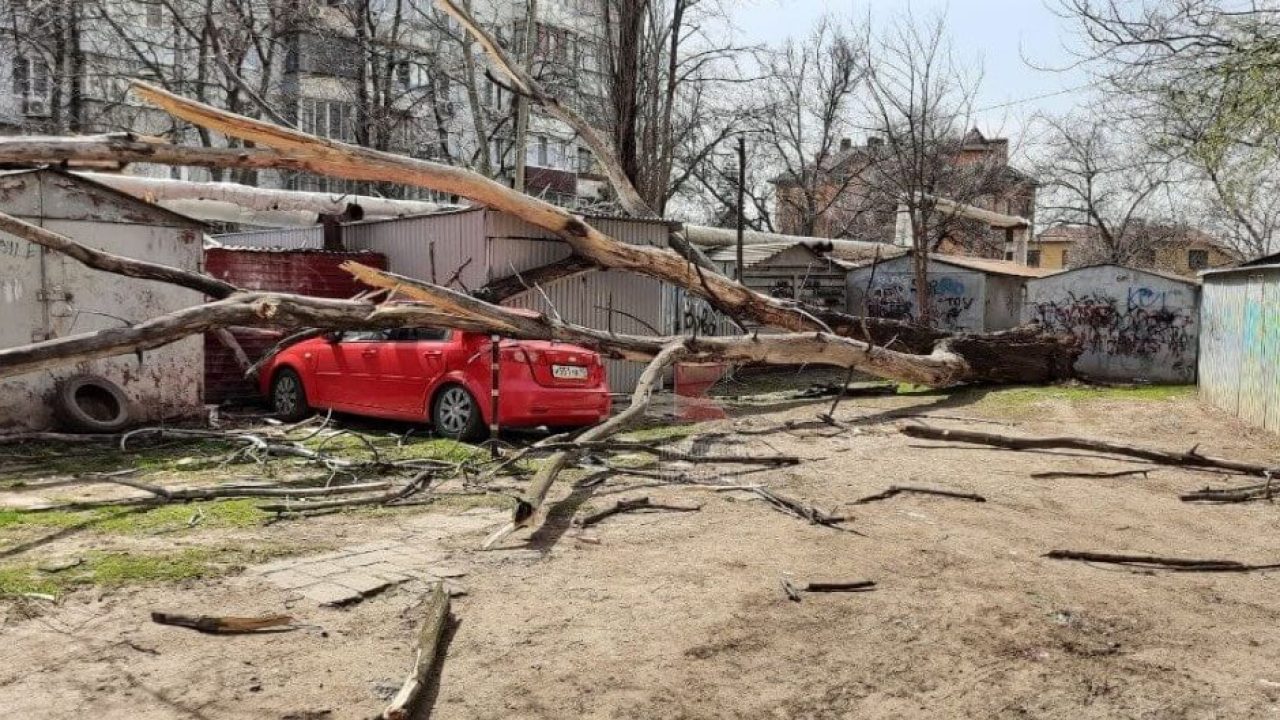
xmin=0 ymin=499 xmax=269 ymax=541
xmin=977 ymin=384 xmax=1193 ymax=409
xmin=619 ymin=423 xmax=705 ymax=443
xmin=0 ymin=545 xmax=301 ymax=598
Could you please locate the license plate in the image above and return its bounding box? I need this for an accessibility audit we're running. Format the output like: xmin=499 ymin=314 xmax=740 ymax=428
xmin=552 ymin=364 xmax=588 ymax=380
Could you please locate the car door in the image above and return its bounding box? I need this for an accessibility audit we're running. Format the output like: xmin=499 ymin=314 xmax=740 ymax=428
xmin=381 ymin=328 xmax=452 ymax=417
xmin=315 ymin=330 xmax=388 ymax=411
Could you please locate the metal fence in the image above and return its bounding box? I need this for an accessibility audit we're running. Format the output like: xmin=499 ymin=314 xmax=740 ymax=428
xmin=1199 ymin=264 xmax=1280 ymax=433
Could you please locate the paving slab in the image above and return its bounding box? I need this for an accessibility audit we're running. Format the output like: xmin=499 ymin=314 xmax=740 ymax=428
xmin=300 ymin=581 xmax=363 ymax=606
xmin=330 ymin=571 xmax=393 ymax=596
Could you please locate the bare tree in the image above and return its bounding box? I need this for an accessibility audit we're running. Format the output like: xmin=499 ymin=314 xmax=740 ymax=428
xmin=1059 ymin=0 xmax=1280 ymax=258
xmin=860 ymin=11 xmax=1010 ymax=324
xmin=749 ymin=16 xmax=871 ymax=238
xmin=1033 ymin=114 xmax=1179 ymax=266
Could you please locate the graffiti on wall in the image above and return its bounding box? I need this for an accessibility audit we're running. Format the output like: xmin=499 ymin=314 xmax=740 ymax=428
xmin=1032 ymin=288 xmax=1195 ymax=359
xmin=863 ymin=274 xmax=976 ymax=330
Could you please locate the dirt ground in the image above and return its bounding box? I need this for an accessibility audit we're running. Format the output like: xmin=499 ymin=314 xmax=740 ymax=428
xmin=4 ymin=379 xmax=1280 ymax=719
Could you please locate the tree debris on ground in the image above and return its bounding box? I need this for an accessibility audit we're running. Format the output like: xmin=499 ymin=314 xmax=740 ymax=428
xmin=381 ymin=583 xmax=451 ymax=720
xmin=853 ymin=486 xmax=986 ymax=504
xmin=574 ymin=496 xmax=703 ymax=528
xmin=150 ymin=612 xmax=294 ymax=634
xmin=1044 ymin=550 xmax=1280 ymax=573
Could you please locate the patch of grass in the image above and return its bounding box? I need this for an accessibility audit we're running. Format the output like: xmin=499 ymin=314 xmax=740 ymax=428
xmin=620 ymin=423 xmax=704 ymax=443
xmin=978 ymin=384 xmax=1193 ymax=410
xmin=394 ymin=438 xmax=483 ymax=464
xmin=0 ymin=499 xmax=269 ymax=541
xmin=0 ymin=544 xmax=302 ymax=598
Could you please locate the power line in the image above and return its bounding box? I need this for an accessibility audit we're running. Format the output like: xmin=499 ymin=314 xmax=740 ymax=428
xmin=974 ymin=82 xmax=1097 ymax=114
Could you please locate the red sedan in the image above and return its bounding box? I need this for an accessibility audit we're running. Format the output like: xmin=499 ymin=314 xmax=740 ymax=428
xmin=259 ymin=327 xmax=611 ymax=440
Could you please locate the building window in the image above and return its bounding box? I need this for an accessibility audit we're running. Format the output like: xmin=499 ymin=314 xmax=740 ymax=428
xmin=298 ymin=99 xmax=356 ymax=142
xmin=577 ymin=146 xmax=593 ymax=174
xmin=12 ymin=55 xmax=51 ymax=116
xmin=144 ymin=2 xmax=163 ymax=28
xmin=1188 ymin=249 xmax=1209 ymax=270
xmin=1060 ymin=249 xmax=1068 ymax=267
xmin=1026 ymin=249 xmax=1041 ymax=267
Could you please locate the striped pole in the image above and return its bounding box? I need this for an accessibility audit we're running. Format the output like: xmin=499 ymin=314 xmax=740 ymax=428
xmin=490 ymin=334 xmax=501 ymax=457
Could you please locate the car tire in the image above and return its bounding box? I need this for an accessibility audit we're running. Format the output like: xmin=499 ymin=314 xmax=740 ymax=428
xmin=54 ymin=374 xmax=132 ymax=433
xmin=270 ymin=368 xmax=311 ymax=421
xmin=432 ymin=384 xmax=486 ymax=441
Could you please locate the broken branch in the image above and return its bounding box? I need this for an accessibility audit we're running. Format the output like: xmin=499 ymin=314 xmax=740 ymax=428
xmin=381 ymin=582 xmax=451 ymax=720
xmin=150 ymin=612 xmax=293 ymax=634
xmin=853 ymin=485 xmax=986 ymax=504
xmin=573 ymin=496 xmax=702 ymax=528
xmin=902 ymin=425 xmax=1278 ymax=477
xmin=1044 ymin=550 xmax=1280 ymax=573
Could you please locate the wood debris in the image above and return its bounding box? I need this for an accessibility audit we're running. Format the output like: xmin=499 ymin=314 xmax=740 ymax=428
xmin=150 ymin=612 xmax=294 ymax=634
xmin=381 ymin=583 xmax=451 ymax=720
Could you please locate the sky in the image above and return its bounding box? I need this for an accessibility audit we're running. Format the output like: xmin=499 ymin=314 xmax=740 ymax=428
xmin=732 ymin=0 xmax=1097 ymax=160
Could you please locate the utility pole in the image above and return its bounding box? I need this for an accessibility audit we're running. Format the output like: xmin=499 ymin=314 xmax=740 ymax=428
xmin=735 ymin=135 xmax=745 ymax=281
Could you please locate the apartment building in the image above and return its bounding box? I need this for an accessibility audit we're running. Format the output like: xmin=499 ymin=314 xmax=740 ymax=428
xmin=0 ymin=0 xmax=610 ymax=210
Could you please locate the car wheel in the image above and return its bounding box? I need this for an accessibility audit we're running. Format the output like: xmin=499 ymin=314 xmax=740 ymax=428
xmin=433 ymin=384 xmax=486 ymax=441
xmin=270 ymin=368 xmax=311 ymax=421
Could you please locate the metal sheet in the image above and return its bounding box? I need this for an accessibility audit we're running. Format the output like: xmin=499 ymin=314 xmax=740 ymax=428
xmin=506 ymin=269 xmax=665 ymax=392
xmin=214 ymin=226 xmax=324 ymax=249
xmin=0 ymin=169 xmax=204 ymax=430
xmin=347 ymin=209 xmax=488 ymax=290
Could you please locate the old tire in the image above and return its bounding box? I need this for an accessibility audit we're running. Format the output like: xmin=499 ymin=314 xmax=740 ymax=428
xmin=270 ymin=368 xmax=312 ymax=421
xmin=55 ymin=374 xmax=132 ymax=433
xmin=432 ymin=384 xmax=486 ymax=441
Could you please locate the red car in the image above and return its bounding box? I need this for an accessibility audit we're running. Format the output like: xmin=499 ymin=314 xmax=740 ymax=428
xmin=259 ymin=326 xmax=611 ymax=440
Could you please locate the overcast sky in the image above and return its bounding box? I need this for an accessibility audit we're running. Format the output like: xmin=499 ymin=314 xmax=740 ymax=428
xmin=733 ymin=0 xmax=1095 ymax=157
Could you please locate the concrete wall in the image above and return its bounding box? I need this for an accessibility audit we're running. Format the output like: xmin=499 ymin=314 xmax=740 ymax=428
xmin=846 ymin=256 xmax=988 ymax=333
xmin=1023 ymin=265 xmax=1199 ymax=383
xmin=0 ymin=170 xmax=205 ymax=431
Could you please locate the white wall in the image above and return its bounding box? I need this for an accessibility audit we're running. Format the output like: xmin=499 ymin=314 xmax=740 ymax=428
xmin=1023 ymin=265 xmax=1200 ymax=383
xmin=846 ymin=256 xmax=988 ymax=333
xmin=0 ymin=172 xmax=205 ymax=431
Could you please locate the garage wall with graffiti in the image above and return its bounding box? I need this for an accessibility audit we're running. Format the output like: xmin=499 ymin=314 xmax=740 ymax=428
xmin=1023 ymin=265 xmax=1200 ymax=383
xmin=845 ymin=255 xmax=1036 ymax=333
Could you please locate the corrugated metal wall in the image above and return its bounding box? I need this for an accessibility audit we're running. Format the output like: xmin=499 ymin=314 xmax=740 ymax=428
xmin=1199 ymin=267 xmax=1280 ymax=432
xmin=213 ymin=225 xmax=323 ymax=249
xmin=506 ymin=270 xmax=665 ymax=392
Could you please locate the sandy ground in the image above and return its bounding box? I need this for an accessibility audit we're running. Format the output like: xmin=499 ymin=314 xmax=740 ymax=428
xmin=4 ymin=384 xmax=1280 ymax=719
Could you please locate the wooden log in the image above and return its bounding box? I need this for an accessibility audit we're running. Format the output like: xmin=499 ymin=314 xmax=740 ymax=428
xmin=381 ymin=583 xmax=451 ymax=720
xmin=150 ymin=612 xmax=293 ymax=634
xmin=901 ymin=425 xmax=1277 ymax=477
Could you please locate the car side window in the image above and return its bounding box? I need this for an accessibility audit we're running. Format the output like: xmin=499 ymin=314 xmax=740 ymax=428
xmin=413 ymin=327 xmax=450 ymax=341
xmin=386 ymin=327 xmax=450 ymax=342
xmin=342 ymin=330 xmax=389 ymax=342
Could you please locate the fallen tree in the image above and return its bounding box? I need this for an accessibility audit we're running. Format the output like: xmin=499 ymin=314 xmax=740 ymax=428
xmin=117 ymin=81 xmax=1075 ymax=380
